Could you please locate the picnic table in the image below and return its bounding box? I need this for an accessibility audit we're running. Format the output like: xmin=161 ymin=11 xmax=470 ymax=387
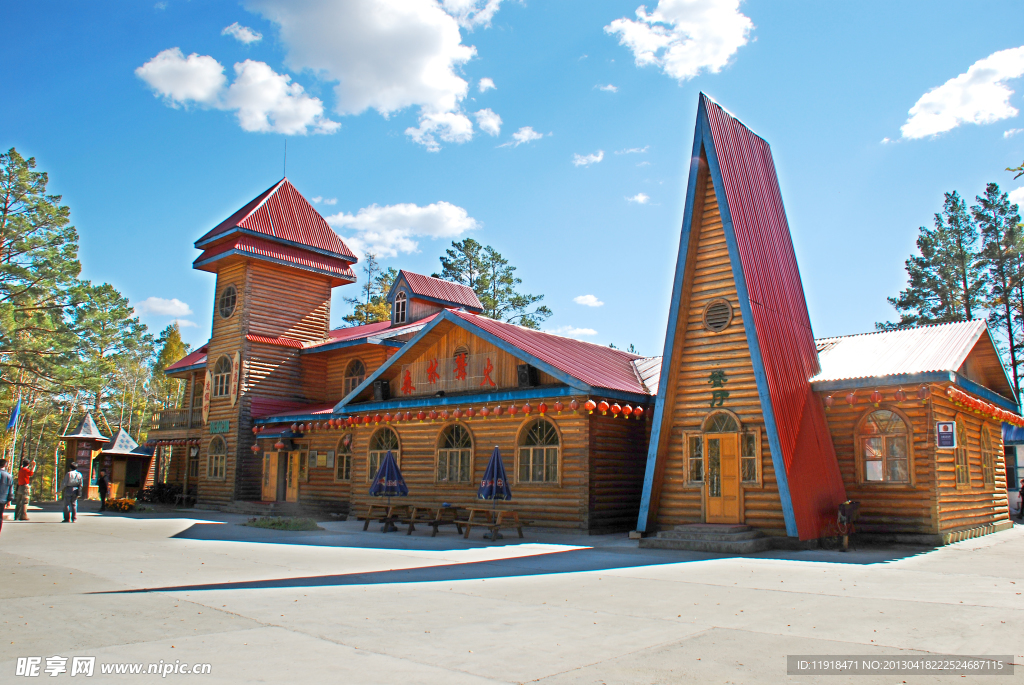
xmin=403 ymin=503 xmax=465 ymax=537
xmin=357 ymin=502 xmax=410 ymax=532
xmin=457 ymin=507 xmax=529 ymax=540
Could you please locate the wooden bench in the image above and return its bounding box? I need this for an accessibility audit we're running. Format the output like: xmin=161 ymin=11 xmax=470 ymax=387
xmin=457 ymin=508 xmax=530 ymax=540
xmin=403 ymin=504 xmax=465 ymax=537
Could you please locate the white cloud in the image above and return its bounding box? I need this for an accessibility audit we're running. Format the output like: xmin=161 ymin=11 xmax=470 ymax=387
xmin=597 ymin=84 xmax=618 ymax=92
xmin=547 ymin=325 xmax=598 ymax=339
xmin=311 ymin=196 xmax=337 ymax=205
xmin=246 ymin=0 xmax=486 ymax=150
xmin=327 ymin=201 xmax=479 ymax=258
xmin=605 ymin=0 xmax=753 ymax=82
xmin=572 ymin=150 xmax=604 ymax=167
xmin=225 ymin=59 xmax=340 ymax=134
xmin=616 ymin=145 xmax=649 ymax=154
xmin=135 ymin=48 xmax=226 ymax=105
xmin=499 ymin=126 xmax=544 ymax=148
xmin=636 ymin=161 xmax=650 ymax=167
xmin=478 ymin=77 xmax=496 ymax=92
xmin=573 ymin=294 xmax=604 ymax=307
xmin=1009 ymin=186 xmax=1024 ymax=208
xmin=136 ymin=49 xmax=338 ymax=134
xmin=626 ymin=193 xmax=650 ymax=204
xmin=474 ymin=108 xmax=502 ymax=136
xmin=135 ymin=297 xmax=193 ymax=317
xmin=1005 ymin=128 xmax=1024 ymax=138
xmin=173 ymin=319 xmax=199 ymax=329
xmin=441 ymin=0 xmax=504 ymax=29
xmin=222 ymin=22 xmax=263 ymax=44
xmin=900 ymin=46 xmax=1024 ymax=139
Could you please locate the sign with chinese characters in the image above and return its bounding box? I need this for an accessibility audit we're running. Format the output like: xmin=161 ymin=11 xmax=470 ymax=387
xmin=209 ymin=420 xmax=230 ymax=434
xmin=202 ymin=369 xmax=212 ymax=424
xmin=936 ymin=421 xmax=956 ymax=449
xmin=400 ymin=352 xmax=500 ymax=396
xmin=230 ymin=351 xmax=241 ymax=406
xmin=708 ymin=369 xmax=729 ymax=407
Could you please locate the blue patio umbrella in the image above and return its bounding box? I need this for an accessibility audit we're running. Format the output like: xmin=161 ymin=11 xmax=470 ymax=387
xmin=369 ymin=450 xmax=407 ymax=531
xmin=478 ymin=446 xmax=512 ymax=540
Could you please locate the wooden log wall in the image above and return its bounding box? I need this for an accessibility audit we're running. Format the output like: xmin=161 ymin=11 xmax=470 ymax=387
xmin=931 ymin=386 xmax=1010 ymax=531
xmin=246 ymin=261 xmax=332 ymax=342
xmin=820 ymin=386 xmax=937 ymax=534
xmin=588 ymin=411 xmax=650 ymax=532
xmin=301 ymin=346 xmax=391 ymax=404
xmin=315 ymin=401 xmax=594 ymax=529
xmin=654 ymin=175 xmax=786 ymax=535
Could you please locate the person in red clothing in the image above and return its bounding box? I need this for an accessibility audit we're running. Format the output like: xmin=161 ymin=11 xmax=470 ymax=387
xmin=15 ymin=458 xmax=35 ymax=521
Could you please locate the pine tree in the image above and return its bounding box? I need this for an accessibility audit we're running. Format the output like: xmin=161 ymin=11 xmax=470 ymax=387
xmin=976 ymin=182 xmax=1023 ymax=400
xmin=151 ymin=323 xmax=190 ymax=409
xmin=342 ymin=254 xmax=396 ymax=325
xmin=878 ymin=191 xmax=986 ymax=329
xmin=479 ymin=244 xmax=552 ymax=328
xmin=436 ymin=238 xmax=487 ymax=292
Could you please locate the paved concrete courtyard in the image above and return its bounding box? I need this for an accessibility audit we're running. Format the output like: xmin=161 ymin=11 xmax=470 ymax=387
xmin=1 ymin=503 xmax=1022 ymax=684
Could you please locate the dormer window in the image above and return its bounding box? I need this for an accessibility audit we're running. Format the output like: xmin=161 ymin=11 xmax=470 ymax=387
xmin=394 ymin=291 xmax=407 ymax=324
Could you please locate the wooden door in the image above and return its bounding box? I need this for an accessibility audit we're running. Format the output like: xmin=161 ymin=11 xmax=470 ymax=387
xmin=286 ymin=451 xmax=300 ymax=502
xmin=261 ymin=452 xmax=277 ymax=502
xmin=705 ymin=434 xmax=741 ymax=523
xmin=111 ymin=460 xmax=126 ymax=498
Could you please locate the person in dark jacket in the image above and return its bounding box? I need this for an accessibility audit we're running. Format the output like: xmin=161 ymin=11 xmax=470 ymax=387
xmin=0 ymin=458 xmax=13 ymax=533
xmin=96 ymin=470 xmax=108 ymax=512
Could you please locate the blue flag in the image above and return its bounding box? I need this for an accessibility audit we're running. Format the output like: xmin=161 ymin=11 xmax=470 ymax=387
xmin=6 ymin=397 xmax=20 ymax=431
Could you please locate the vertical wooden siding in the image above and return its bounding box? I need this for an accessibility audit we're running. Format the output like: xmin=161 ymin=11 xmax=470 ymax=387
xmin=588 ymin=412 xmax=650 ymax=532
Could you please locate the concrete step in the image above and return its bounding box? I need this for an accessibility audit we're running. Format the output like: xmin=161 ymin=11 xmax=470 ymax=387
xmin=639 ymin=523 xmax=773 ymax=554
xmin=657 ymin=529 xmax=764 ymax=542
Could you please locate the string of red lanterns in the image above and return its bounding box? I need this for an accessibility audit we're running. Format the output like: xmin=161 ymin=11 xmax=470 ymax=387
xmin=947 ymin=386 xmax=1024 ymax=427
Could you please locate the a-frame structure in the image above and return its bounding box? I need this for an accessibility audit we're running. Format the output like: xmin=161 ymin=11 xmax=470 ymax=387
xmin=637 ymin=94 xmax=846 ymax=540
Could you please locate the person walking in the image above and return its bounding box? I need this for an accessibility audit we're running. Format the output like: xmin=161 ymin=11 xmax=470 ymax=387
xmin=61 ymin=463 xmax=83 ymax=523
xmin=15 ymin=458 xmax=35 ymax=521
xmin=1018 ymin=478 xmax=1024 ymax=522
xmin=0 ymin=458 xmax=13 ymax=534
xmin=96 ymin=470 xmax=108 ymax=512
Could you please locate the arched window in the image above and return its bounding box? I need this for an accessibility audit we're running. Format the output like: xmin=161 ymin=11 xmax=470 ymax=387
xmin=212 ymin=356 xmax=232 ymax=397
xmin=437 ymin=423 xmax=472 ymax=483
xmin=703 ymin=411 xmax=739 ymax=433
xmin=858 ymin=409 xmax=909 ymax=483
xmin=954 ymin=414 xmax=970 ymax=486
xmin=219 ymin=284 xmax=237 ymax=319
xmin=981 ymin=424 xmax=996 ymax=486
xmin=393 ymin=291 xmax=407 ymax=324
xmin=207 ymin=436 xmax=227 ymax=480
xmin=368 ymin=427 xmax=400 ymax=481
xmin=344 ymin=359 xmax=366 ymax=396
xmin=336 ymin=432 xmax=353 ymax=481
xmin=518 ymin=419 xmax=559 ymax=483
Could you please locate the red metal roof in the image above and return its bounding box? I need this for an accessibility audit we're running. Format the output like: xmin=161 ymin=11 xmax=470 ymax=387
xmin=246 ymin=334 xmax=304 ymax=349
xmin=165 ymin=344 xmax=208 ymax=373
xmin=194 ymin=234 xmax=356 ymax=283
xmin=704 ymin=94 xmax=845 ymax=540
xmin=197 ymin=179 xmax=356 ymax=261
xmin=398 ymin=271 xmax=483 ymax=312
xmin=451 ymin=311 xmax=648 ymax=396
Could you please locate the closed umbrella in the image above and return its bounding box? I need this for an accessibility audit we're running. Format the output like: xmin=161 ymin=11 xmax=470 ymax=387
xmin=477 ymin=446 xmax=512 ymax=539
xmin=369 ymin=450 xmax=407 ymax=532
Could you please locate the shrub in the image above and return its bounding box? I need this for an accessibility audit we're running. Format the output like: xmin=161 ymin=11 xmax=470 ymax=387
xmin=137 ymin=482 xmax=183 ymax=504
xmin=243 ymin=517 xmax=322 ymax=531
xmin=106 ymin=498 xmax=136 ymax=513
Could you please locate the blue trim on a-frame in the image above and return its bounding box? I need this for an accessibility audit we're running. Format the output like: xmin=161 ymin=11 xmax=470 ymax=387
xmin=635 ymin=95 xmax=799 ymax=537
xmin=635 ymin=112 xmax=706 ymax=533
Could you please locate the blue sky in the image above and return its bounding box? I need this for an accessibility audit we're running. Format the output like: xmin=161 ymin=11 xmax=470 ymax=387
xmin=4 ymin=1 xmax=1024 ymax=356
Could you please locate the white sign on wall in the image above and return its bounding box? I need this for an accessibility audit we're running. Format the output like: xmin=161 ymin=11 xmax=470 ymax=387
xmin=936 ymin=421 xmax=956 ymax=450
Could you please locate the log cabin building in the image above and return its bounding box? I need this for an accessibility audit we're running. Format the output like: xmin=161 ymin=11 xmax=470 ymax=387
xmin=146 ymin=94 xmax=1018 ymax=545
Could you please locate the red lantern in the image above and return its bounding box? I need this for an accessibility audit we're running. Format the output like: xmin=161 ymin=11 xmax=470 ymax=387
xmin=480 ymin=406 xmax=490 ymax=418
xmin=870 ymin=390 xmax=882 ymax=406
xmin=252 ymin=426 xmax=259 ymax=434
xmin=250 ymin=444 xmax=260 ymax=453
xmin=428 ymin=410 xmax=438 ymax=421
xmin=824 ymin=395 xmax=834 ymax=411
xmin=291 ymin=423 xmax=299 ymax=432
xmin=384 ymin=412 xmax=392 ymax=424
xmin=452 ymin=408 xmax=462 ymax=420
xmin=259 ymin=425 xmax=265 ymax=433
xmin=610 ymin=403 xmax=622 ymax=417
xmin=508 ymin=404 xmax=518 ymax=416
xmin=622 ymin=404 xmax=633 ymax=418
xmin=918 ymin=385 xmax=930 ymax=403
xmin=274 ymin=441 xmax=285 ymax=450
xmin=465 ymin=407 xmax=475 ymax=419
xmin=633 ymin=406 xmax=644 ymax=419
xmin=372 ymin=414 xmax=381 ymax=424
xmin=846 ymin=392 xmax=856 ymax=407
xmin=440 ymin=409 xmax=449 ymax=420
xmin=522 ymin=402 xmax=532 ymax=415
xmin=494 ymin=406 xmax=504 ymax=417
xmin=597 ymin=400 xmax=610 ymax=415
xmin=417 ymin=411 xmax=426 ymax=422
xmin=584 ymin=399 xmax=596 ymax=414
xmin=553 ymin=401 xmax=563 ymax=414
xmin=894 ymin=388 xmax=907 ymax=402
xmin=570 ymin=399 xmax=579 ymax=413
xmin=539 ymin=402 xmax=548 ymax=415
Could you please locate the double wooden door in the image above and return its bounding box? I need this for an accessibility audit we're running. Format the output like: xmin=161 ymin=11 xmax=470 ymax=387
xmin=260 ymin=451 xmax=302 ymax=502
xmin=704 ymin=433 xmax=740 ymax=523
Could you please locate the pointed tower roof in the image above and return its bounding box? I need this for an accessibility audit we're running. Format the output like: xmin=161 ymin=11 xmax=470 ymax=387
xmin=60 ymin=412 xmax=110 ymax=442
xmin=193 ymin=178 xmax=357 ymax=286
xmin=100 ymin=428 xmax=151 ymax=455
xmin=637 ymin=94 xmax=846 ymax=541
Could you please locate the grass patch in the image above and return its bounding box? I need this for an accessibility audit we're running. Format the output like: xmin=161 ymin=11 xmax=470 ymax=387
xmin=243 ymin=516 xmax=322 ymax=531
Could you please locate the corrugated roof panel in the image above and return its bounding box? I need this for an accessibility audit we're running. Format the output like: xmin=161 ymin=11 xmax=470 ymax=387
xmin=811 ymin=319 xmax=988 ymax=382
xmin=166 ymin=344 xmax=208 ymax=372
xmin=632 ymin=356 xmax=663 ymax=396
xmin=194 ymin=235 xmax=357 ymax=281
xmin=401 ymin=271 xmax=483 ymax=311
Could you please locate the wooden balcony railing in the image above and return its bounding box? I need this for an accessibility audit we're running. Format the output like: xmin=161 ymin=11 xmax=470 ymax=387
xmin=150 ymin=407 xmax=204 ymax=431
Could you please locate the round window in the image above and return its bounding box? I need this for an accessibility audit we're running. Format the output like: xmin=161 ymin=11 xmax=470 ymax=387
xmin=702 ymin=298 xmax=733 ymax=332
xmin=219 ymin=285 xmax=237 ymax=319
